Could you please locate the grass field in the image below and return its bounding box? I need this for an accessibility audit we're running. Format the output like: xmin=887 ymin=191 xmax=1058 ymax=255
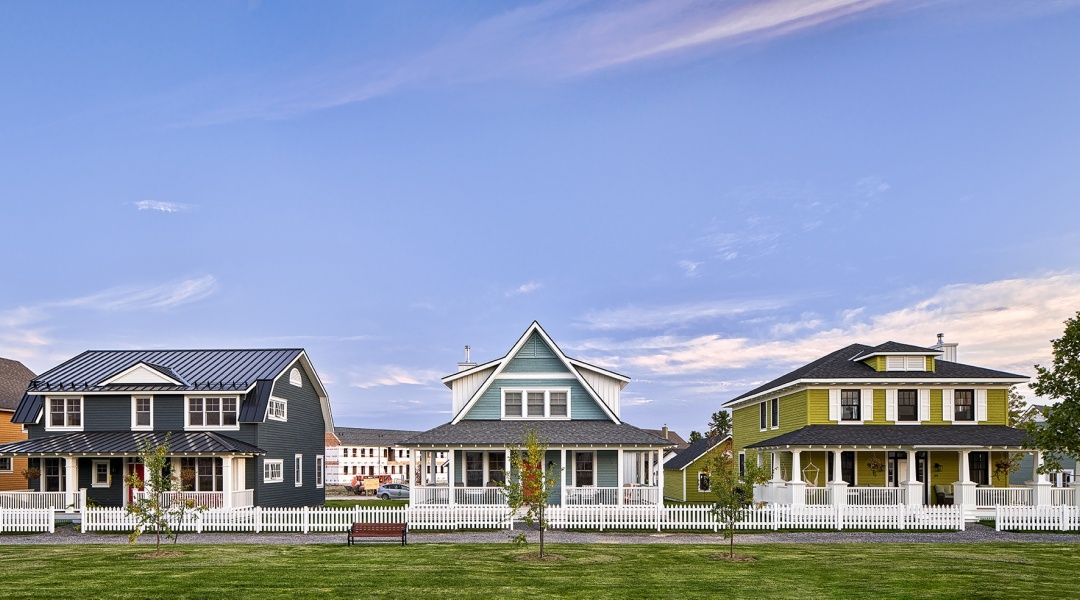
xmin=2 ymin=543 xmax=1078 ymax=598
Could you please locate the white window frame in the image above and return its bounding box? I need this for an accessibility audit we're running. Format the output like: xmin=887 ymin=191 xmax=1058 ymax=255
xmin=45 ymin=396 xmax=83 ymax=431
xmin=185 ymin=396 xmax=240 ymax=431
xmin=885 ymin=356 xmax=928 ymax=372
xmin=131 ymin=396 xmax=153 ymax=430
xmin=92 ymin=459 xmax=111 ymax=488
xmin=572 ymin=451 xmax=596 ymax=487
xmin=759 ymin=402 xmax=767 ymax=431
xmin=500 ymin=388 xmax=572 ymax=420
xmin=0 ymin=457 xmax=12 ymax=473
xmin=289 ymin=367 xmax=302 ymax=387
xmin=315 ymin=455 xmax=324 ymax=488
xmin=697 ymin=470 xmax=711 ymax=492
xmin=770 ymin=397 xmax=779 ymax=429
xmin=295 ymin=454 xmax=303 ymax=487
xmin=267 ymin=397 xmax=288 ymax=422
xmin=264 ymin=459 xmax=284 ymax=483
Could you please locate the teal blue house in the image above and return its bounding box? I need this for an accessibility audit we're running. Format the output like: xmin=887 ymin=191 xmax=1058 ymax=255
xmin=401 ymin=322 xmax=671 ymax=506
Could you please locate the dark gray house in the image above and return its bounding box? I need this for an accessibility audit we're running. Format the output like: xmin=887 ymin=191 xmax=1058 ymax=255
xmin=0 ymin=349 xmax=332 ymax=508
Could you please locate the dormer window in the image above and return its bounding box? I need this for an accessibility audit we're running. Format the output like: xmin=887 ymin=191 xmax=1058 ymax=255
xmin=886 ymin=356 xmax=927 ymax=372
xmin=502 ymin=388 xmax=571 ymax=419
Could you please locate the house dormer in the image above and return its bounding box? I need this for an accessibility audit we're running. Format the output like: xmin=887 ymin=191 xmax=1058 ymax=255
xmin=852 ymin=342 xmax=942 ymax=373
xmin=97 ymin=362 xmax=186 ymax=386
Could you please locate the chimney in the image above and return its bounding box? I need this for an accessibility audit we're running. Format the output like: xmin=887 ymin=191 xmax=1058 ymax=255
xmin=661 ymin=425 xmax=669 ymax=440
xmin=456 ymin=345 xmax=477 ymax=372
xmin=932 ymin=333 xmax=958 ymax=362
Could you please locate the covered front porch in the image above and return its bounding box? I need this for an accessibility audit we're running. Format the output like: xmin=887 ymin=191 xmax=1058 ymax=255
xmin=408 ymin=446 xmax=666 ymax=506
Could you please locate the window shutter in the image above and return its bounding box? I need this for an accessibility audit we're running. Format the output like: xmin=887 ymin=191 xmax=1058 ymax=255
xmin=975 ymin=389 xmax=987 ymax=422
xmin=942 ymin=389 xmax=954 ymax=422
xmin=829 ymin=389 xmax=840 ymax=421
xmin=886 ymin=356 xmax=904 ymax=371
xmin=885 ymin=389 xmax=897 ymax=421
xmin=861 ymin=388 xmax=874 ymax=422
xmin=918 ymin=389 xmax=930 ymax=422
xmin=906 ymin=356 xmax=925 ymax=371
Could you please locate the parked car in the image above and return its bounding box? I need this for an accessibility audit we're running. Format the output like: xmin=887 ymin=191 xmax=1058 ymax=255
xmin=376 ymin=483 xmax=409 ymax=500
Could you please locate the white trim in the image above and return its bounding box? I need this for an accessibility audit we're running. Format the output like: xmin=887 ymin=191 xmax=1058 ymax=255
xmin=0 ymin=456 xmax=12 ymax=473
xmin=770 ymin=397 xmax=779 ymax=429
xmin=131 ymin=396 xmax=153 ymax=430
xmin=294 ymin=454 xmax=303 ymax=487
xmin=289 ymin=368 xmax=302 ymax=387
xmin=266 ymin=396 xmax=288 ymax=422
xmin=44 ymin=396 xmax=83 ymax=432
xmin=91 ymin=459 xmax=111 ymax=488
xmin=571 ymin=450 xmax=597 ymax=487
xmin=494 ymin=372 xmax=577 ymax=380
xmin=852 ymin=350 xmax=943 ymax=361
xmin=451 ymin=322 xmax=620 ymax=424
xmin=97 ymin=362 xmax=184 ymax=386
xmin=315 ymin=455 xmax=324 ymax=488
xmin=264 ymin=459 xmax=283 ymax=483
xmin=724 ymin=377 xmax=1027 ymax=409
xmin=440 ymin=357 xmax=504 ymax=384
xmin=672 ymin=436 xmax=731 ymax=471
xmin=500 ymin=387 xmax=571 ymax=420
xmin=565 ymin=358 xmax=631 ymax=384
xmin=184 ymin=395 xmax=240 ymax=431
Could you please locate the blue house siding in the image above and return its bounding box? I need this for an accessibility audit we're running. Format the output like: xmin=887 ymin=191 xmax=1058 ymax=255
xmin=597 ymin=450 xmax=618 ymax=487
xmin=79 ymin=457 xmax=124 ymax=506
xmin=462 ymin=379 xmax=608 ymax=421
xmin=251 ymin=362 xmax=326 ymax=507
xmin=1010 ymin=454 xmax=1077 ymax=486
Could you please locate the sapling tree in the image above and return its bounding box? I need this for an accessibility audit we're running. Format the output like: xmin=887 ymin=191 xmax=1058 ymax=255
xmin=1027 ymin=311 xmax=1080 ymax=473
xmin=125 ymin=436 xmax=204 ymax=554
xmin=500 ymin=427 xmax=560 ymax=559
xmin=709 ymin=449 xmax=770 ymax=559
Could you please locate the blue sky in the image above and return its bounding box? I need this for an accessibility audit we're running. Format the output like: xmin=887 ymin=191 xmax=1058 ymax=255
xmin=2 ymin=0 xmax=1080 ymax=437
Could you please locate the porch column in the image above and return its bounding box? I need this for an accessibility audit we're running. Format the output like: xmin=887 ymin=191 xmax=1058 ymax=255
xmin=221 ymin=457 xmax=233 ymax=509
xmin=954 ymin=450 xmax=976 ymax=520
xmin=616 ymin=449 xmax=624 ymax=506
xmin=904 ymin=449 xmax=921 ymax=507
xmin=655 ymin=449 xmax=664 ymax=506
xmin=789 ymin=450 xmax=805 ymax=506
xmin=828 ymin=450 xmax=847 ymax=508
xmin=1031 ymin=451 xmax=1053 ymax=507
xmin=447 ymin=449 xmax=456 ymax=507
xmin=558 ymin=448 xmax=566 ymax=506
xmin=65 ymin=455 xmax=78 ymax=512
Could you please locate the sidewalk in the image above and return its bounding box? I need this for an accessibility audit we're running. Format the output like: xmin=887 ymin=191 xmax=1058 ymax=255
xmin=1 ymin=522 xmax=1077 ymax=545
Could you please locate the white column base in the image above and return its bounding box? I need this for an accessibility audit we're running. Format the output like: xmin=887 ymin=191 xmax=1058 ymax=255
xmin=904 ymin=481 xmax=923 ymax=507
xmin=1031 ymin=481 xmax=1053 ymax=507
xmin=788 ymin=480 xmax=806 ymax=506
xmin=828 ymin=481 xmax=848 ymax=507
xmin=953 ymin=481 xmax=977 ymax=520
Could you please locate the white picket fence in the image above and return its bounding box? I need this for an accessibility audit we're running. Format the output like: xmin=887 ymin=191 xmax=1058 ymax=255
xmin=0 ymin=509 xmax=55 ymax=533
xmin=53 ymin=502 xmax=967 ymax=535
xmin=995 ymin=505 xmax=1080 ymax=532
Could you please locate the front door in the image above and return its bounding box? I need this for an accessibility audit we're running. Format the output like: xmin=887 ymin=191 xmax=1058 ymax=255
xmin=127 ymin=461 xmax=145 ymax=503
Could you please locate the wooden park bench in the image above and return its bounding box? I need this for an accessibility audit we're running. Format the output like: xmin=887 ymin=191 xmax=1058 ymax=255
xmin=347 ymin=522 xmax=407 ymax=546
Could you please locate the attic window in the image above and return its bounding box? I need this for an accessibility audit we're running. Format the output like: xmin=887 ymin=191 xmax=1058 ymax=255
xmin=502 ymin=389 xmax=571 ymax=419
xmin=289 ymin=368 xmax=302 ymax=387
xmin=885 ymin=356 xmax=926 ymax=372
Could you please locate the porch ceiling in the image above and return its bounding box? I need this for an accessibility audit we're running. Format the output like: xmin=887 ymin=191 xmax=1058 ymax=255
xmin=399 ymin=420 xmax=674 ymax=448
xmin=746 ymin=424 xmax=1028 ymax=450
xmin=0 ymin=430 xmax=265 ymax=456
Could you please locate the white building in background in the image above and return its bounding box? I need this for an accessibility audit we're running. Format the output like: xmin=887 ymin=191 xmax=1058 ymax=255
xmin=327 ymin=427 xmax=447 ymax=486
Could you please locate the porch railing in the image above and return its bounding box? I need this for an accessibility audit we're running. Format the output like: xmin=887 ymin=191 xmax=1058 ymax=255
xmin=847 ymin=487 xmax=906 ymax=506
xmin=413 ymin=486 xmax=450 ymax=505
xmin=454 ymin=487 xmax=506 ymax=505
xmin=622 ymin=486 xmax=659 ymax=505
xmin=231 ymin=489 xmax=254 ymax=508
xmin=1050 ymin=487 xmax=1075 ymax=506
xmin=805 ymin=487 xmax=832 ymax=505
xmin=133 ymin=491 xmax=224 ymax=509
xmin=976 ymin=487 xmax=1031 ymax=508
xmin=0 ymin=491 xmax=82 ymax=512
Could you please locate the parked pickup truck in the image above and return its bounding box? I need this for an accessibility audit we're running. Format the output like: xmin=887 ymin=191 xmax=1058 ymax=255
xmin=344 ymin=475 xmax=392 ymax=495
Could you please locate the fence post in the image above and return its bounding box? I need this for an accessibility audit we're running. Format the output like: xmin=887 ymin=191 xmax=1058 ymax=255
xmin=303 ymin=506 xmax=310 ymax=534
xmin=835 ymin=504 xmax=843 ymax=531
xmin=49 ymin=509 xmax=56 ymax=534
xmin=82 ymin=507 xmax=88 ymax=534
xmin=255 ymin=507 xmax=262 ymax=533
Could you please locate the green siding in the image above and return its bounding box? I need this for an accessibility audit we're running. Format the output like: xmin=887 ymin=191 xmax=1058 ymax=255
xmin=663 ymin=468 xmax=685 ymax=502
xmin=732 ymin=390 xmax=808 ymax=452
xmin=927 ymin=357 xmax=936 ymax=372
xmin=807 ymin=389 xmax=830 ymax=424
xmin=462 ymin=379 xmax=608 ymax=421
xmin=869 ymin=389 xmax=886 ymax=424
xmin=985 ymin=389 xmax=1007 ymax=425
xmin=665 ymin=444 xmax=728 ymax=503
xmin=863 ymin=356 xmax=885 ymax=371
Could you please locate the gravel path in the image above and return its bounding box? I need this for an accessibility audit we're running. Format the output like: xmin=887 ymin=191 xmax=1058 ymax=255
xmin=1 ymin=522 xmax=1078 ymax=545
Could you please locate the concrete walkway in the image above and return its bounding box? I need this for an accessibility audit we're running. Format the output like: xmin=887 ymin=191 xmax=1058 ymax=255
xmin=0 ymin=522 xmax=1077 ymax=545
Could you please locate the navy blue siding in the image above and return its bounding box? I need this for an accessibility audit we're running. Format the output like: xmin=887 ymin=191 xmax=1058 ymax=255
xmin=79 ymin=457 xmax=124 ymax=506
xmin=252 ymin=363 xmax=326 ymax=507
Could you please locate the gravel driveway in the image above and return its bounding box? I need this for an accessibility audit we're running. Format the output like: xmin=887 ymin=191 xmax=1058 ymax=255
xmin=1 ymin=522 xmax=1077 ymax=545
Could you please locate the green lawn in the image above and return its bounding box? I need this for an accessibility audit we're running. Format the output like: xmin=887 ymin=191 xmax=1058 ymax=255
xmin=324 ymin=498 xmax=408 ymax=508
xmin=1 ymin=543 xmax=1078 ymax=598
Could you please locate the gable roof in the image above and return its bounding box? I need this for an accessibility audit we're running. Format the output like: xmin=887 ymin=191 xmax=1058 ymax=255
xmin=27 ymin=349 xmax=305 ymax=394
xmin=724 ymin=343 xmax=1028 ymax=408
xmin=448 ymin=322 xmax=624 ymax=425
xmin=664 ymin=435 xmax=730 ymax=471
xmin=0 ymin=358 xmax=35 ymax=412
xmin=335 ymin=427 xmax=422 ymax=447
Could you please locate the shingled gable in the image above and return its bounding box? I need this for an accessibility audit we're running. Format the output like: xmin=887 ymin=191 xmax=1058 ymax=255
xmin=723 ymin=343 xmax=1028 ymax=409
xmin=448 ymin=321 xmax=624 ymax=425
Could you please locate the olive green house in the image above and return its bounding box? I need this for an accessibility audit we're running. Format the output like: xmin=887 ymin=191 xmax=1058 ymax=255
xmin=662 ymin=435 xmax=731 ymax=503
xmin=724 ymin=338 xmax=1067 ymax=519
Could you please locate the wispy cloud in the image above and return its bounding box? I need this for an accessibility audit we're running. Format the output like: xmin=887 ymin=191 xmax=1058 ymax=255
xmin=577 ymin=273 xmax=1080 ymax=380
xmin=55 ymin=276 xmax=218 ymax=311
xmin=133 ymin=200 xmax=195 ymax=213
xmin=577 ymin=298 xmax=794 ymax=331
xmin=188 ymin=0 xmax=914 ymax=123
xmin=678 ymin=260 xmax=702 ymax=278
xmin=506 ymin=281 xmax=543 ymax=297
xmin=349 ymin=366 xmax=443 ymax=389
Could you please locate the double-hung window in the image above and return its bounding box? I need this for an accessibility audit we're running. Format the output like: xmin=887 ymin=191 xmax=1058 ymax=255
xmin=954 ymin=390 xmax=975 ymax=421
xmin=295 ymin=454 xmax=303 ymax=487
xmin=181 ymin=457 xmax=223 ymax=491
xmin=897 ymin=390 xmax=918 ymax=422
xmin=502 ymin=389 xmax=571 ymax=419
xmin=841 ymin=390 xmax=861 ymax=421
xmin=267 ymin=397 xmax=287 ymax=421
xmin=315 ymin=455 xmax=324 ymax=488
xmin=770 ymin=398 xmax=779 ymax=429
xmin=47 ymin=397 xmax=82 ymax=430
xmin=0 ymin=457 xmax=11 ymax=473
xmin=92 ymin=460 xmax=110 ymax=487
xmin=575 ymin=452 xmax=594 ymax=486
xmin=759 ymin=403 xmax=767 ymax=430
xmin=132 ymin=396 xmax=152 ymax=429
xmin=187 ymin=396 xmax=238 ymax=428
